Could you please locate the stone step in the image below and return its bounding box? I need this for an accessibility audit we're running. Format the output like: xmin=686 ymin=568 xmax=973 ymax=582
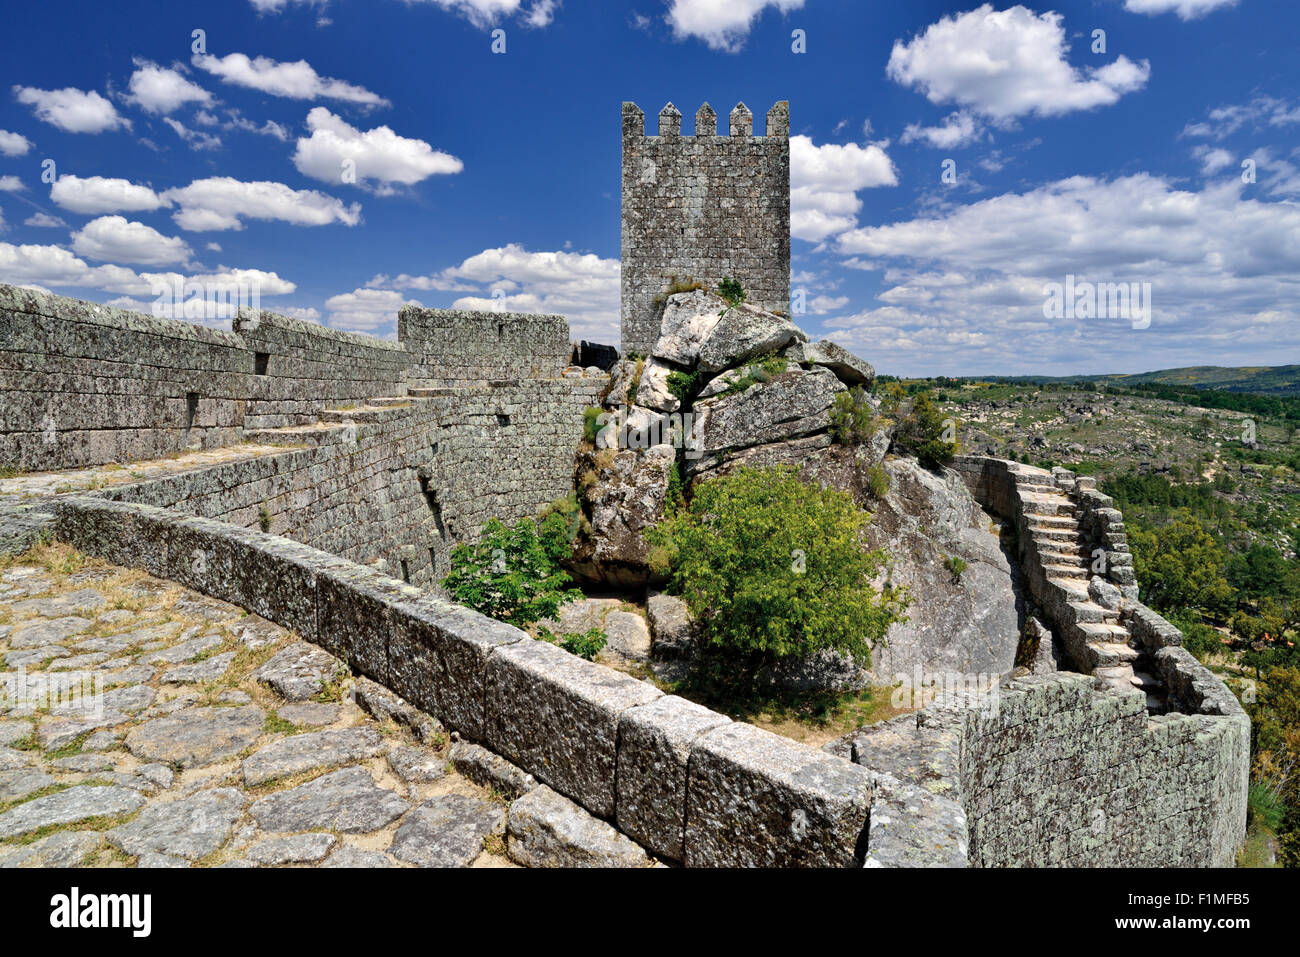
xmin=1146 ymin=693 xmax=1167 ymax=715
xmin=243 ymin=423 xmax=352 ymax=447
xmin=1131 ymin=670 xmax=1160 ymax=690
xmin=1088 ymin=640 xmax=1139 ymax=668
xmin=1047 ymin=576 xmax=1090 ymax=597
xmin=407 ymin=387 xmax=454 ymax=398
xmin=1020 ymin=494 xmax=1076 ymax=517
xmin=1041 ymin=563 xmax=1088 ymax=579
xmin=368 ymin=397 xmax=420 ymax=407
xmin=319 ymin=406 xmax=405 ymax=424
xmin=1094 ymin=665 xmax=1137 ymax=693
xmin=1078 ymin=621 xmax=1130 ymax=641
xmin=1038 ymin=547 xmax=1090 ymax=564
xmin=1066 ymin=601 xmax=1120 ymax=625
xmin=1024 ymin=513 xmax=1077 ymax=527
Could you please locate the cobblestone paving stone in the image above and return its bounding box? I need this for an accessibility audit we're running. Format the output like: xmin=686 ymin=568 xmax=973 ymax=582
xmin=0 ymin=545 xmax=516 ymax=868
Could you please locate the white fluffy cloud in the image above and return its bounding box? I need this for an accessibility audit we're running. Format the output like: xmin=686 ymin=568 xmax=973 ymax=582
xmin=790 ymin=135 xmax=897 ymax=242
xmin=24 ymin=213 xmax=66 ymax=228
xmin=71 ymin=215 xmax=193 ymax=266
xmin=192 ymin=52 xmax=389 ymax=107
xmin=50 ymin=175 xmax=168 ymax=215
xmin=160 ymin=176 xmax=362 ymax=231
xmin=666 ymin=0 xmax=804 ymax=52
xmin=887 ymin=5 xmax=1150 ymax=122
xmin=12 ymin=86 xmax=128 ymax=133
xmin=1123 ymin=0 xmax=1238 ymax=19
xmin=0 ymin=176 xmax=22 ymax=192
xmin=1193 ymin=145 xmax=1234 ymax=175
xmin=0 ymin=129 xmax=32 ymax=156
xmin=126 ymin=60 xmax=213 ymax=115
xmin=369 ymin=243 xmax=620 ymax=342
xmin=402 ymin=1 xmax=560 ymax=29
xmin=324 ymin=288 xmax=418 ymax=333
xmin=825 ymin=174 xmax=1300 ymax=374
xmin=292 ymin=107 xmax=462 ymax=193
xmin=1182 ymin=96 xmax=1300 ymax=139
xmin=901 ymin=111 xmax=983 ymax=149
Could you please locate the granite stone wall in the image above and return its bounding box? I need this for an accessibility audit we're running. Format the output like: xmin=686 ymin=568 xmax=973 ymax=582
xmin=399 ymin=306 xmax=571 ymax=388
xmin=620 ymin=101 xmax=791 ymax=356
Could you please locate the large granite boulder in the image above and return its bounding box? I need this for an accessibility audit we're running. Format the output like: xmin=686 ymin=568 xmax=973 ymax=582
xmin=689 ymin=367 xmax=843 ymax=467
xmin=632 ymin=358 xmax=681 ymax=414
xmin=784 ymin=339 xmax=875 ymax=386
xmin=653 ymin=290 xmax=725 ymax=366
xmin=696 ymin=301 xmax=807 ymax=373
xmin=573 ymin=444 xmax=676 ymax=585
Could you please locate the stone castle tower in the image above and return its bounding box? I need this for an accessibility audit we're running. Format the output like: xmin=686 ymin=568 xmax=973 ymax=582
xmin=620 ymin=100 xmax=791 ymax=355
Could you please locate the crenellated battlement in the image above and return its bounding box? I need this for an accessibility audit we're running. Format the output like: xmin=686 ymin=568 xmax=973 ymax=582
xmin=620 ymin=99 xmax=791 ymax=355
xmin=621 ymin=101 xmax=790 ymax=140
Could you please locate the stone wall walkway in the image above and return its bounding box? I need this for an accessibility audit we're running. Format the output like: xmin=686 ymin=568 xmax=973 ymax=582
xmin=0 ymin=545 xmax=518 ymax=868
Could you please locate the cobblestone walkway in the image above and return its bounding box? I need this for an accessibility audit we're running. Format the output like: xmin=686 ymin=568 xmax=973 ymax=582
xmin=0 ymin=545 xmax=515 ymax=868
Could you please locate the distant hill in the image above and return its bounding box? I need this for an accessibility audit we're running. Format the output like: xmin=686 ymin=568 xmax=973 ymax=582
xmin=970 ymin=365 xmax=1300 ymax=397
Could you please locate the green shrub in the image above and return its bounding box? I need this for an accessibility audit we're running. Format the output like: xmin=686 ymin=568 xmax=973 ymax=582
xmin=829 ymin=386 xmax=876 ymax=445
xmin=865 ymin=465 xmax=889 ymax=499
xmin=894 ymin=392 xmax=959 ymax=469
xmin=645 ymin=465 xmax=909 ymax=694
xmin=441 ymin=515 xmax=582 ymax=628
xmin=717 ymin=277 xmax=746 ymax=307
xmin=942 ymin=554 xmax=968 ymax=582
xmin=667 ymin=369 xmax=702 ymax=404
xmin=665 ymin=460 xmax=685 ymax=515
xmin=537 ymin=626 xmax=608 ymax=661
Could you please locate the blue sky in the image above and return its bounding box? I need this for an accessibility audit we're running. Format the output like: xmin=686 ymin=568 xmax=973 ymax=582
xmin=1 ymin=0 xmax=1298 ymax=376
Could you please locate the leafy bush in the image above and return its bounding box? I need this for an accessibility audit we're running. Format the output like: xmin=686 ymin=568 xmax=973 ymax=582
xmin=943 ymin=555 xmax=968 ymax=582
xmin=441 ymin=514 xmax=581 ymax=628
xmin=894 ymin=392 xmax=959 ymax=468
xmin=667 ymin=369 xmax=702 ymax=404
xmin=829 ymin=386 xmax=876 ymax=445
xmin=537 ymin=626 xmax=608 ymax=661
xmin=717 ymin=277 xmax=746 ymax=307
xmin=645 ymin=465 xmax=909 ymax=694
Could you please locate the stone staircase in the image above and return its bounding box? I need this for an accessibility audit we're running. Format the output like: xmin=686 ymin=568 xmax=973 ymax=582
xmin=1003 ymin=465 xmax=1164 ymax=711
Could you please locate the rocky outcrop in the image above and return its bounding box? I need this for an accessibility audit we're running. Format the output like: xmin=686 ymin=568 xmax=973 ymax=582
xmin=696 ymin=301 xmax=806 ymax=373
xmin=572 ymin=445 xmax=675 ymax=585
xmin=691 ymin=367 xmax=844 ymax=463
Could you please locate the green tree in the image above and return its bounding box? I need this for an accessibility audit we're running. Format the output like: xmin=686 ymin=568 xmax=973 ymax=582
xmin=1128 ymin=518 xmax=1234 ymax=619
xmin=645 ymin=465 xmax=909 ymax=694
xmin=441 ymin=514 xmax=581 ymax=628
xmin=894 ymin=392 xmax=959 ymax=469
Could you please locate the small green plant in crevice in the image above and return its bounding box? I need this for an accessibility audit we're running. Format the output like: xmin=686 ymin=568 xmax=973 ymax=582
xmin=258 ymin=503 xmax=272 ymax=533
xmin=720 ymin=353 xmax=787 ymax=398
xmin=537 ymin=626 xmax=608 ymax=661
xmin=942 ymin=554 xmax=968 ymax=583
xmin=582 ymin=406 xmax=604 ymax=444
xmin=717 ymin=277 xmax=746 ymax=308
xmin=627 ymin=357 xmax=645 ymax=405
xmin=865 ymin=465 xmax=889 ymax=500
xmin=667 ymin=369 xmax=702 ymax=405
xmin=442 ymin=513 xmax=582 ymax=629
xmin=829 ymin=386 xmax=877 ymax=446
xmin=665 ymin=461 xmax=686 ymax=515
xmin=653 ymin=276 xmax=707 ymax=307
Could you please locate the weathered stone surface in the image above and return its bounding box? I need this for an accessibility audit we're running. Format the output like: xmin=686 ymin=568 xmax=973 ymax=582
xmin=11 ymin=589 xmax=107 ymax=618
xmin=0 ymin=719 xmax=33 ymax=747
xmin=8 ymin=616 xmax=92 ymax=648
xmin=601 ymin=611 xmax=651 ymax=662
xmin=448 ymin=739 xmax=536 ymax=799
xmin=693 ymin=367 xmax=842 ymax=458
xmin=652 ymin=290 xmax=726 ymax=366
xmin=137 ymin=852 xmax=189 ymax=868
xmin=161 ymin=652 xmax=235 ymax=684
xmin=0 ymin=830 xmax=102 ymax=868
xmin=389 ymin=794 xmax=505 ymax=868
xmin=275 ymin=702 xmax=339 ymax=727
xmin=1089 ymin=576 xmax=1123 ymax=612
xmin=351 ymin=677 xmax=442 ymax=743
xmin=784 ymin=339 xmax=874 ymax=386
xmin=616 ymin=696 xmax=729 ymax=862
xmin=577 ymin=444 xmax=675 ymax=582
xmin=696 ymin=302 xmax=806 ymax=373
xmin=148 ymin=634 xmax=223 ymax=664
xmin=485 ymin=639 xmax=661 ymax=817
xmin=107 ymin=788 xmax=245 ymax=860
xmin=633 ymin=358 xmax=681 ymax=413
xmin=508 ymin=785 xmax=649 ymax=868
xmin=0 ymin=785 xmax=146 ymax=839
xmin=387 ymin=745 xmax=447 ymax=784
xmin=50 ymin=753 xmax=113 ymax=772
xmin=125 ymin=705 xmax=265 ymax=768
xmin=38 ymin=712 xmax=131 ymax=751
xmin=864 ymin=775 xmax=969 ymax=868
xmin=321 ymin=846 xmax=393 ymax=868
xmin=242 ymin=727 xmax=386 ymax=786
xmin=386 ymin=596 xmax=527 ymax=743
xmin=646 ymin=591 xmax=695 ymax=659
xmin=252 ymin=641 xmax=343 ymax=701
xmin=0 ymin=768 xmax=55 ymax=802
xmin=250 ymin=767 xmax=409 ymax=834
xmin=245 ymin=833 xmax=337 ymax=865
xmin=684 ymin=723 xmax=872 ymax=867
